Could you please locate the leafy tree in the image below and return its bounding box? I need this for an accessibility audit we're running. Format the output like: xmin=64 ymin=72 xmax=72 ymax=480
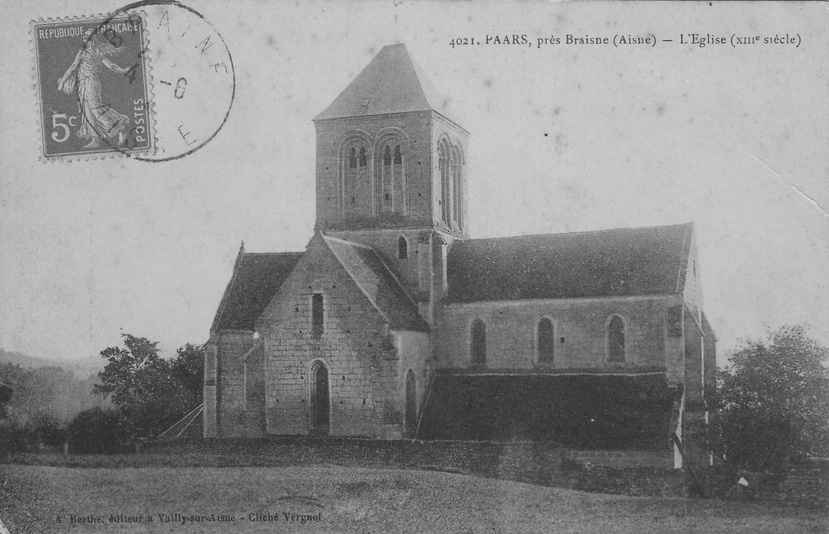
xmin=171 ymin=343 xmax=205 ymax=408
xmin=717 ymin=325 xmax=829 ymax=471
xmin=94 ymin=335 xmax=203 ymax=440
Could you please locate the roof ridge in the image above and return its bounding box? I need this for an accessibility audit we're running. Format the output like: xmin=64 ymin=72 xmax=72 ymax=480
xmin=241 ymin=251 xmax=304 ymax=256
xmin=321 ymin=237 xmax=393 ymax=326
xmin=462 ymin=222 xmax=693 ymax=243
xmin=322 ymin=235 xmax=425 ymax=330
xmin=322 ymin=234 xmax=375 ymax=250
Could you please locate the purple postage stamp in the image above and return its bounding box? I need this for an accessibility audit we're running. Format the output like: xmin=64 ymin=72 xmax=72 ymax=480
xmin=31 ymin=15 xmax=153 ymax=160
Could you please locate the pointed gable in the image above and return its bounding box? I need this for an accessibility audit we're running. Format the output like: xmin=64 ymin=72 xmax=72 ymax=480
xmin=314 ymin=43 xmax=454 ymax=122
xmin=212 ymin=252 xmax=303 ymax=331
xmin=447 ymin=223 xmax=693 ymax=303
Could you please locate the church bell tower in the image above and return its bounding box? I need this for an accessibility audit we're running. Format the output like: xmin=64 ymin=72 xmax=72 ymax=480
xmin=312 ymin=44 xmax=469 ymax=240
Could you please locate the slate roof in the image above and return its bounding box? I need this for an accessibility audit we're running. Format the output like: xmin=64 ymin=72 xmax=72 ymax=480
xmin=417 ymin=373 xmax=676 ymax=447
xmin=212 ymin=252 xmax=303 ymax=331
xmin=314 ymin=43 xmax=456 ymax=123
xmin=324 ymin=235 xmax=429 ymax=332
xmin=447 ymin=223 xmax=693 ymax=303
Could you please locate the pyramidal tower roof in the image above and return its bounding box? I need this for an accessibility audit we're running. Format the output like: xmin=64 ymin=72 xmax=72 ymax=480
xmin=314 ymin=43 xmax=456 ymax=123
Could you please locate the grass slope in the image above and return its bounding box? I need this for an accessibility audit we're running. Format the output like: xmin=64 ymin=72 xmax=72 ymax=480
xmin=1 ymin=465 xmax=826 ymax=534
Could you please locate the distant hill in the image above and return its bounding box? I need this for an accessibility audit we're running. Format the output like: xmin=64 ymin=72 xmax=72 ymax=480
xmin=0 ymin=349 xmax=110 ymax=424
xmin=0 ymin=349 xmax=104 ymax=379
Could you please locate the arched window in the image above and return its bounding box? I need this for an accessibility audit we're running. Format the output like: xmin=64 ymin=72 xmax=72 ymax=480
xmin=608 ymin=316 xmax=625 ymax=362
xmin=471 ymin=319 xmax=487 ymax=365
xmin=393 ymin=144 xmax=402 ymax=165
xmin=397 ymin=236 xmax=408 ymax=259
xmin=439 ymin=141 xmax=452 ymax=223
xmin=538 ymin=318 xmax=555 ymax=363
xmin=380 ymin=144 xmax=393 ymax=211
xmin=312 ymin=293 xmax=324 ymax=338
xmin=342 ymin=140 xmax=370 ymax=220
xmin=310 ymin=361 xmax=330 ymax=432
xmin=452 ymin=146 xmax=463 ymax=230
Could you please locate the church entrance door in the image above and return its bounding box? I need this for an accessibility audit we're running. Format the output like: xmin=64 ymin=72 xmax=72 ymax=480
xmin=311 ymin=362 xmax=329 ymax=435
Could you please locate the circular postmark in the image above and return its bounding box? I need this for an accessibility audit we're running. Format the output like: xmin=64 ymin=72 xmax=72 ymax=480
xmin=39 ymin=0 xmax=236 ymax=162
xmin=103 ymin=1 xmax=236 ymax=162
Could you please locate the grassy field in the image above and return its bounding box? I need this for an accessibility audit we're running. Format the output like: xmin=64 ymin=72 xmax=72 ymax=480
xmin=1 ymin=464 xmax=826 ymax=534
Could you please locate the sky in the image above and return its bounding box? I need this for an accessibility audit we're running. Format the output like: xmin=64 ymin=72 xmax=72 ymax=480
xmin=1 ymin=1 xmax=827 ymax=366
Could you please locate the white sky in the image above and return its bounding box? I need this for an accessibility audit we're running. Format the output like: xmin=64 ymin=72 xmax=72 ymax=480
xmin=1 ymin=1 xmax=827 ymax=366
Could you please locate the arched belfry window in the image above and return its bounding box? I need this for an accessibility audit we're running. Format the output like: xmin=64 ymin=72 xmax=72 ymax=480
xmin=451 ymin=145 xmax=464 ymax=230
xmin=378 ymin=139 xmax=405 ymax=214
xmin=397 ymin=236 xmax=408 ymax=259
xmin=471 ymin=319 xmax=487 ymax=365
xmin=538 ymin=318 xmax=555 ymax=363
xmin=439 ymin=141 xmax=452 ymax=223
xmin=342 ymin=139 xmax=371 ymax=220
xmin=608 ymin=315 xmax=626 ymax=363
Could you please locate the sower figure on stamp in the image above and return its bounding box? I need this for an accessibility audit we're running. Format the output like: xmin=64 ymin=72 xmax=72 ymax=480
xmin=58 ymin=29 xmax=130 ymax=149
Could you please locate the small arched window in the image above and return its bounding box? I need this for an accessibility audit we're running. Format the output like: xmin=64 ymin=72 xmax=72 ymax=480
xmin=383 ymin=145 xmax=392 ymax=166
xmin=358 ymin=147 xmax=367 ymax=167
xmin=608 ymin=316 xmax=625 ymax=362
xmin=537 ymin=318 xmax=555 ymax=363
xmin=393 ymin=144 xmax=402 ymax=165
xmin=397 ymin=236 xmax=408 ymax=259
xmin=471 ymin=319 xmax=487 ymax=365
xmin=312 ymin=293 xmax=324 ymax=338
xmin=348 ymin=147 xmax=357 ymax=169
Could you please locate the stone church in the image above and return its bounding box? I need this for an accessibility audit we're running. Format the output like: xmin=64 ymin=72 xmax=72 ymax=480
xmin=204 ymin=44 xmax=716 ymax=468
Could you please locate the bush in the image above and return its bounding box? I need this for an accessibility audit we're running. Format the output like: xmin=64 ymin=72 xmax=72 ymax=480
xmin=0 ymin=420 xmax=34 ymax=454
xmin=32 ymin=414 xmax=66 ymax=448
xmin=66 ymin=408 xmax=125 ymax=454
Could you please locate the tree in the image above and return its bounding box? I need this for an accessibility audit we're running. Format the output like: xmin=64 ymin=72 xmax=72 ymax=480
xmin=171 ymin=343 xmax=205 ymax=409
xmin=95 ymin=335 xmax=203 ymax=440
xmin=717 ymin=325 xmax=829 ymax=471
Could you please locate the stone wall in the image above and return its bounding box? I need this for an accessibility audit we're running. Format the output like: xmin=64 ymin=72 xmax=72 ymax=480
xmin=728 ymin=465 xmax=829 ymax=509
xmin=438 ymin=296 xmax=678 ymax=372
xmin=255 ymin=236 xmax=423 ymax=439
xmin=562 ymin=449 xmax=673 ymax=468
xmin=143 ymin=437 xmax=685 ymax=498
xmin=212 ymin=331 xmax=258 ymax=438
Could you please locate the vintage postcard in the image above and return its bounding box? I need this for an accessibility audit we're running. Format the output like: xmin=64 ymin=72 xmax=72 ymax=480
xmin=1 ymin=1 xmax=828 ymax=532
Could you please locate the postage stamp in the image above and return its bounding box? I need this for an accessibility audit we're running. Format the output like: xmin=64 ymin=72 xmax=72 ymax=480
xmin=31 ymin=15 xmax=154 ymax=160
